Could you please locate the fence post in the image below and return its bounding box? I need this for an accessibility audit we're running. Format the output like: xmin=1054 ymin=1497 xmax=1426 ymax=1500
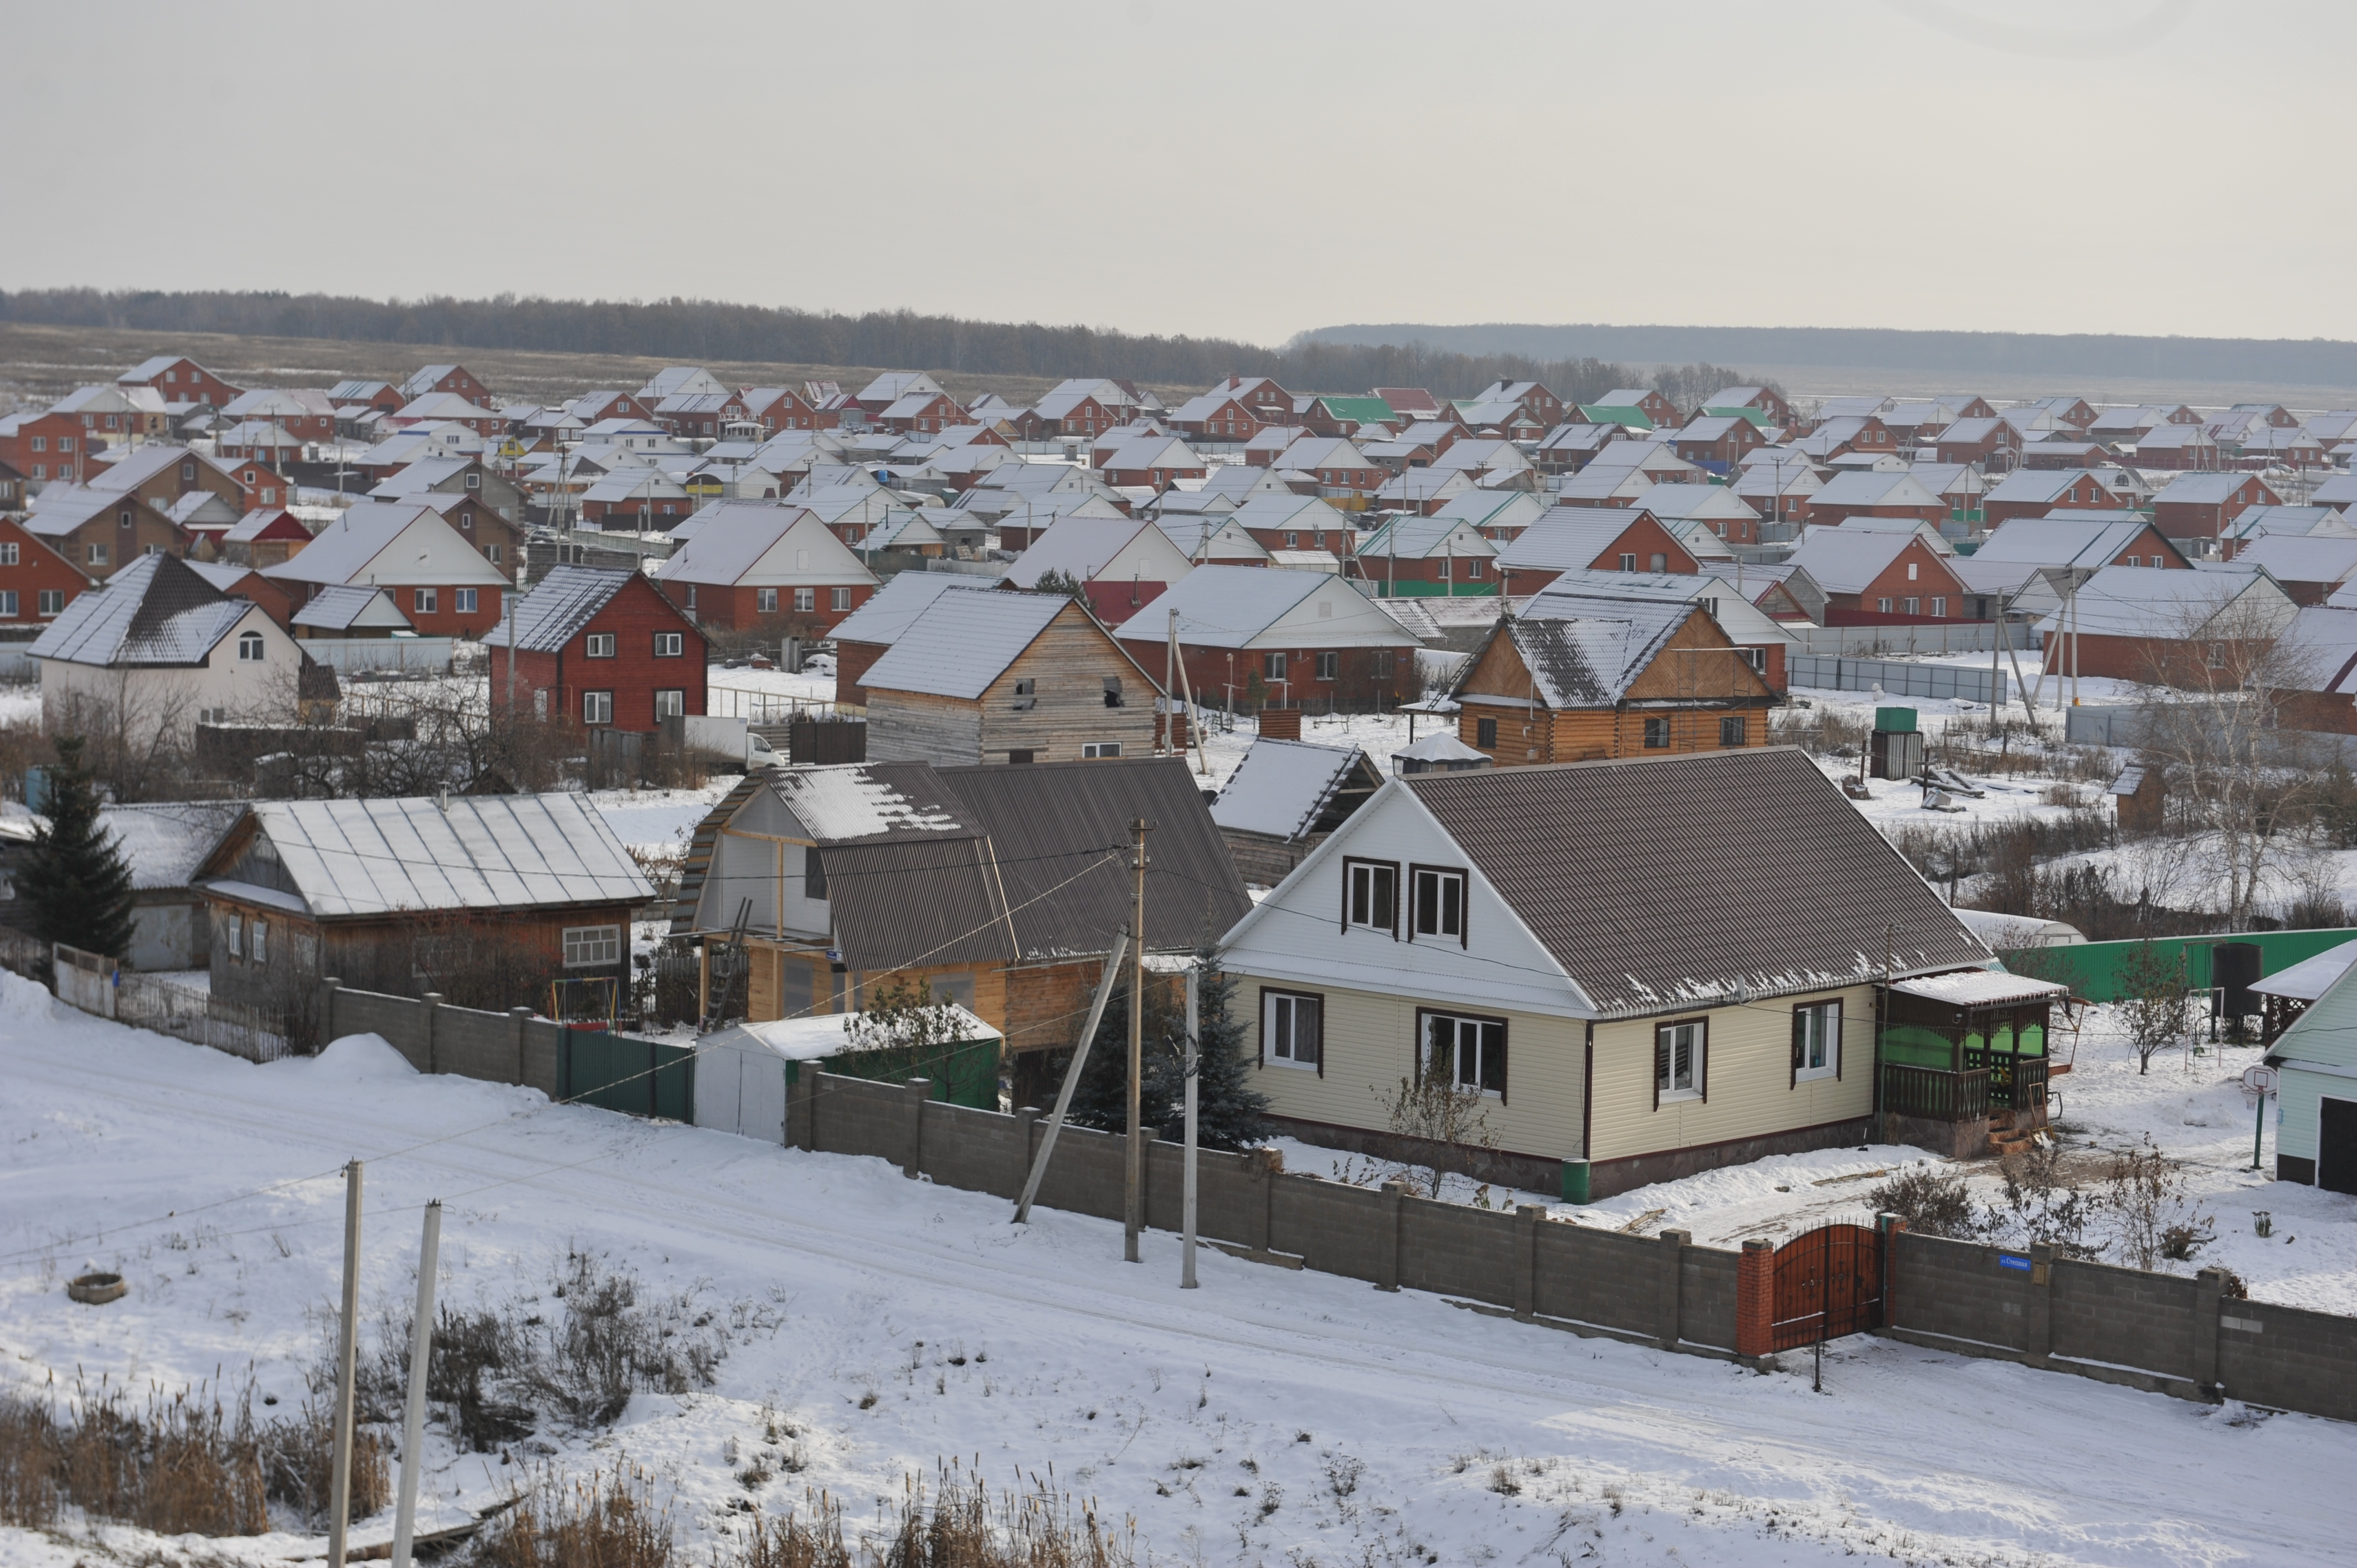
xmin=2025 ymin=1241 xmax=2054 ymax=1367
xmin=321 ymin=977 xmax=341 ymax=1045
xmin=419 ymin=992 xmax=442 ymax=1075
xmin=1657 ymin=1228 xmax=1690 ymax=1349
xmin=1513 ymin=1204 xmax=1543 ymax=1322
xmin=509 ymin=1007 xmax=532 ymax=1087
xmin=2193 ymin=1267 xmax=2226 ymax=1398
xmin=1376 ymin=1180 xmax=1406 ymax=1292
xmin=1736 ymin=1239 xmax=1776 ymax=1361
xmin=1246 ymin=1147 xmax=1277 ymax=1254
xmin=792 ymin=1065 xmax=819 ymax=1152
xmin=903 ymin=1077 xmax=931 ymax=1178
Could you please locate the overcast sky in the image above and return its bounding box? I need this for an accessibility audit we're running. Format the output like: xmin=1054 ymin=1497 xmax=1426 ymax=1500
xmin=5 ymin=1 xmax=2347 ymax=346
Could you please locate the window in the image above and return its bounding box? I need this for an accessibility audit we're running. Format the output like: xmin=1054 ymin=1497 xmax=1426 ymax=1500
xmin=1475 ymin=716 xmax=1498 ymax=749
xmin=465 ymin=471 xmax=481 ymax=489
xmin=28 ymin=438 xmax=43 ymax=453
xmin=1719 ymin=715 xmax=1746 ymax=747
xmin=2207 ymin=642 xmax=2227 ymax=669
xmin=37 ymin=590 xmax=63 ymax=615
xmin=1285 ymin=531 xmax=1299 ymax=548
xmin=563 ymin=925 xmax=622 ymax=967
xmin=227 ymin=915 xmax=243 ymax=958
xmin=583 ymin=689 xmax=613 ymax=724
xmin=1930 ymin=596 xmax=1946 ymax=618
xmin=1315 ymin=651 xmax=1338 ymax=681
xmin=1082 ymin=741 xmax=1122 ymax=758
xmin=654 ymin=687 xmax=685 ymax=720
xmin=585 ymin=632 xmax=616 ymax=658
xmin=1410 ymin=866 xmax=1465 ymax=943
xmin=0 ymin=543 xmax=16 ymax=566
xmin=794 ymin=587 xmax=815 ymax=613
xmin=457 ymin=511 xmax=473 ymax=530
xmin=236 ymin=630 xmax=265 ymax=662
xmin=1907 ymin=561 xmax=1919 ymax=581
xmin=485 ymin=544 xmax=503 ymax=564
xmin=653 ymin=632 xmax=682 ymax=657
xmin=1007 ymin=749 xmax=1035 ymax=764
xmin=1262 ymin=990 xmax=1322 ymax=1070
xmin=831 ymin=586 xmax=852 ymax=611
xmin=1422 ymin=1010 xmax=1506 ymax=1098
xmin=1649 ymin=552 xmax=1668 ymax=572
xmin=756 ymin=587 xmax=779 ymax=613
xmin=1264 ymin=651 xmax=1288 ymax=680
xmin=1875 ymin=597 xmax=1892 ymax=613
xmin=118 ymin=509 xmax=133 ymax=529
xmin=1643 ymin=716 xmax=1670 ymax=749
xmin=1655 ymin=1019 xmax=1705 ymax=1102
xmin=1737 ymin=646 xmax=1766 ymax=673
xmin=414 ymin=588 xmax=438 ymax=614
xmin=249 ymin=920 xmax=267 ymax=966
xmin=88 ymin=544 xmax=108 ymax=566
xmin=0 ymin=592 xmax=14 ymax=617
xmin=1466 ymin=557 xmax=1483 ymax=578
xmin=56 ymin=438 xmax=71 ymax=452
xmin=1793 ymin=999 xmax=1840 ymax=1082
xmin=1344 ymin=858 xmax=1398 ymax=936
xmin=455 ymin=588 xmax=478 ymax=614
xmin=803 ymin=845 xmax=826 ymax=900
xmin=1011 ymin=677 xmax=1036 ymax=711
xmin=534 ymin=689 xmax=549 ymax=719
xmin=685 ymin=585 xmax=697 ymax=611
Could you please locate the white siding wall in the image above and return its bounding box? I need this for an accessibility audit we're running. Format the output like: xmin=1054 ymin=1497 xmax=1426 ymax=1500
xmin=39 ymin=607 xmax=298 ymax=747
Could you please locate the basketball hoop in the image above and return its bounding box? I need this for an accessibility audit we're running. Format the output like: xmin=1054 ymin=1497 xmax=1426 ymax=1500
xmin=2241 ymin=1064 xmax=2277 ymax=1096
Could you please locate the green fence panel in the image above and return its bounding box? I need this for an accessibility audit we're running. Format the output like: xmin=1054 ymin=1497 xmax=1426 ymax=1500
xmin=1999 ymin=927 xmax=2357 ymax=1002
xmin=561 ymin=1028 xmax=697 ymax=1120
xmin=784 ymin=1038 xmax=1000 ymax=1108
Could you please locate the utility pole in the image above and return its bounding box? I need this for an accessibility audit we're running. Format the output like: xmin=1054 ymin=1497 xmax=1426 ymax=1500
xmin=390 ymin=1200 xmax=442 ymax=1568
xmin=503 ymin=585 xmax=517 ymax=719
xmin=1164 ymin=606 xmax=1177 ymax=756
xmin=326 ymin=1161 xmax=364 ymax=1568
xmin=1181 ymin=962 xmax=1200 ymax=1289
xmin=1125 ymin=817 xmax=1150 ymax=1264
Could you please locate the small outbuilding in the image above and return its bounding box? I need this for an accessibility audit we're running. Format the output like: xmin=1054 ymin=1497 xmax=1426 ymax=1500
xmin=693 ymin=1004 xmax=1004 ymax=1142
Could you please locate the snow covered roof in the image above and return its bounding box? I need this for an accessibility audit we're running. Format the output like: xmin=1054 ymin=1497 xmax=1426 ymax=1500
xmin=714 ymin=1002 xmax=1002 ymax=1061
xmin=207 ymin=795 xmax=652 ymax=919
xmin=291 ymin=585 xmax=413 ymax=635
xmin=101 ymin=801 xmax=249 ymax=891
xmin=1211 ymin=739 xmax=1367 ymax=840
xmin=2250 ymin=939 xmax=2357 ymax=1002
xmin=768 ymin=763 xmax=977 ymax=844
xmin=29 ymin=554 xmax=255 ymax=668
xmin=261 ymin=503 xmax=510 ymax=588
xmin=1114 ymin=565 xmax=1418 ymax=651
xmin=478 ymin=566 xmax=643 ymax=652
xmin=860 ymin=589 xmax=1071 ymax=699
xmin=1888 ymin=969 xmax=2071 ymax=1007
xmin=1475 ymin=600 xmax=1695 ymax=708
xmin=1395 ymin=731 xmax=1489 ymax=764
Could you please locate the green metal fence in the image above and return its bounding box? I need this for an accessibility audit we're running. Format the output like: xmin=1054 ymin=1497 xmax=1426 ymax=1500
xmin=1999 ymin=927 xmax=2357 ymax=1002
xmin=560 ymin=1027 xmax=695 ymax=1120
xmin=785 ymin=1037 xmax=1000 ymax=1109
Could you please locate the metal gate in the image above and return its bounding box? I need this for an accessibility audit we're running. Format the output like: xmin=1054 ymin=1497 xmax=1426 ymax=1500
xmin=1769 ymin=1223 xmax=1883 ymax=1350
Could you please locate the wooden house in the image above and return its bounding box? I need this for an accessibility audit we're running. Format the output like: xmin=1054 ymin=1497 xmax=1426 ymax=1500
xmin=193 ymin=793 xmax=650 ymax=1012
xmin=862 ymin=588 xmax=1160 ymax=766
xmin=1449 ymin=592 xmax=1776 ymax=766
xmin=1208 ymin=739 xmax=1384 ymax=886
xmin=219 ymin=507 xmax=314 ymax=568
xmin=1212 ymin=748 xmax=1995 ymax=1196
xmin=1113 ymin=564 xmax=1421 ymax=714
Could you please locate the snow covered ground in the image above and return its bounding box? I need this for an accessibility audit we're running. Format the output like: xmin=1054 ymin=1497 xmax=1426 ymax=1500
xmin=4 ymin=978 xmax=2355 ymax=1566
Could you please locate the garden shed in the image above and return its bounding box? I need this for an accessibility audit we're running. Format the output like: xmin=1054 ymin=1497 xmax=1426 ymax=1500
xmin=693 ymin=1003 xmax=1003 ymax=1142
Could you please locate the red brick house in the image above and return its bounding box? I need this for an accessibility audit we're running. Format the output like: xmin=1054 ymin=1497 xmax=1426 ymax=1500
xmin=117 ymin=355 xmax=243 ymax=407
xmin=261 ymin=503 xmax=510 ymax=637
xmin=567 ymin=390 xmax=653 ymax=426
xmin=1804 ymin=470 xmax=1947 ymax=527
xmin=1703 ymin=384 xmax=1795 ymax=426
xmin=220 ymin=388 xmax=337 ymax=443
xmin=2151 ymin=473 xmax=2280 ymax=540
xmin=1493 ymin=507 xmax=1708 ymax=595
xmin=399 ymin=365 xmax=491 ymax=404
xmin=1669 ymin=414 xmax=1767 ymax=470
xmin=1933 ymin=416 xmax=2023 ymax=467
xmin=1980 ymin=469 xmax=2123 ymax=527
xmin=1113 ymin=564 xmax=1422 ymax=711
xmin=651 ymin=502 xmax=878 ymax=636
xmin=1033 ymin=388 xmax=1118 ymax=437
xmin=216 ymin=456 xmax=292 ymax=512
xmin=0 ymin=409 xmax=104 ymax=486
xmin=1099 ymin=434 xmax=1207 ymax=490
xmin=2131 ymin=424 xmax=2222 ymax=471
xmin=1170 ymin=380 xmax=1285 ymax=442
xmin=485 ymin=566 xmax=707 ymax=731
xmin=1797 ymin=415 xmax=1900 ymax=462
xmin=1786 ymin=528 xmax=1973 ymax=624
xmin=878 ymin=391 xmax=965 ymax=434
xmin=0 ymin=515 xmax=97 ymax=626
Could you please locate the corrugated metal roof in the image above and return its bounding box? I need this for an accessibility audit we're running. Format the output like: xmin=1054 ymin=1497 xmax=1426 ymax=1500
xmin=291 ymin=584 xmax=412 ymax=633
xmin=1405 ymin=749 xmax=1990 ymax=1017
xmin=30 ymin=553 xmax=251 ymax=668
xmin=212 ymin=794 xmax=652 ymax=919
xmin=860 ymin=589 xmax=1068 ymax=699
xmin=826 ymin=572 xmax=982 ymax=646
xmin=1211 ymin=739 xmax=1366 ymax=840
xmin=480 ymin=566 xmax=631 ymax=652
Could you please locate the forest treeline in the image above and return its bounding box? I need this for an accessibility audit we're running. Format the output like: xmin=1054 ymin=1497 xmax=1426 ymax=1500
xmin=0 ymin=287 xmax=1758 ymax=404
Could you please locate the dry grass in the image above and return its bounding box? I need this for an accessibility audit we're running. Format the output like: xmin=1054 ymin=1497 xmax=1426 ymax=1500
xmin=735 ymin=1464 xmax=1135 ymax=1567
xmin=0 ymin=1379 xmax=384 ymax=1537
xmin=475 ymin=1465 xmax=675 ymax=1568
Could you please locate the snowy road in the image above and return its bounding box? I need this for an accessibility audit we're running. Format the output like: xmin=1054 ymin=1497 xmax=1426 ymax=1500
xmin=2 ymin=976 xmax=2352 ymax=1564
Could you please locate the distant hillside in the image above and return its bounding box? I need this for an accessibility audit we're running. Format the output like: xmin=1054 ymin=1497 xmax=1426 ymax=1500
xmin=1295 ymin=322 xmax=2357 ymax=391
xmin=0 ymin=288 xmax=1752 ymax=405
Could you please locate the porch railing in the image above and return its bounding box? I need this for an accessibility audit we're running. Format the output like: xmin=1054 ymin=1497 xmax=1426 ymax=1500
xmin=1882 ymin=1062 xmax=1990 ymax=1122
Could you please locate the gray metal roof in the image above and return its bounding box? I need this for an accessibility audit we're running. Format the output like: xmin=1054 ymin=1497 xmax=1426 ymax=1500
xmin=826 ymin=572 xmax=982 ymax=646
xmin=30 ymin=553 xmax=251 ymax=668
xmin=204 ymin=794 xmax=652 ymax=919
xmin=291 ymin=584 xmax=413 ymax=633
xmin=1211 ymin=739 xmax=1366 ymax=840
xmin=1403 ymin=749 xmax=1989 ymax=1016
xmin=859 ymin=589 xmax=1069 ymax=699
xmin=1466 ymin=596 xmax=1695 ymax=708
xmin=478 ymin=565 xmax=639 ymax=652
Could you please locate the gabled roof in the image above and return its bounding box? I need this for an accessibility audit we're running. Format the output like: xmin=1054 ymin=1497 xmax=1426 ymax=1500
xmin=200 ymin=795 xmax=651 ymax=919
xmin=1785 ymin=527 xmax=1947 ymax=595
xmin=653 ymin=504 xmax=873 ymax=587
xmin=1358 ymin=514 xmax=1498 ymax=560
xmin=2232 ymin=534 xmax=2357 ymax=586
xmin=29 ymin=553 xmax=255 ymax=668
xmin=2154 ymin=472 xmax=2260 ymax=505
xmin=827 ymin=573 xmax=988 ymax=646
xmin=1984 ymin=469 xmax=2114 ymax=504
xmin=222 ymin=507 xmax=310 ymax=544
xmin=1001 ymin=516 xmax=1187 ymax=589
xmin=2033 ymin=564 xmax=2294 ymax=638
xmin=1113 ymin=565 xmax=1419 ymax=651
xmin=261 ymin=503 xmax=510 ymax=588
xmin=860 ymin=589 xmax=1075 ymax=699
xmin=1495 ymin=506 xmax=1685 ymax=573
xmin=1465 ymin=596 xmax=1699 ymax=708
xmin=1398 ymin=750 xmax=1988 ymax=1015
xmin=86 ymin=443 xmax=190 ymax=493
xmin=290 ymin=585 xmax=414 ymax=634
xmin=1808 ymin=470 xmax=1943 ymax=510
xmin=480 ymin=566 xmax=674 ymax=652
xmin=1211 ymin=739 xmax=1372 ymax=840
xmin=1975 ymin=517 xmax=2182 ymax=571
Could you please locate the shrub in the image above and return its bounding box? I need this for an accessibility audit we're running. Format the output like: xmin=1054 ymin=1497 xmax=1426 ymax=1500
xmin=1866 ymin=1167 xmax=1978 ymax=1239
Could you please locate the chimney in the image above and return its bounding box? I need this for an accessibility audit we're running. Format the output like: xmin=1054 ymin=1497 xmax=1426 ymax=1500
xmin=436 ymin=785 xmax=449 ymax=813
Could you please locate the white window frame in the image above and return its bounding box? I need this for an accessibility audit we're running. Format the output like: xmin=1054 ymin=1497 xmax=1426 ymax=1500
xmin=454 ymin=588 xmax=478 ymax=614
xmin=1262 ymin=990 xmax=1322 ymax=1071
xmin=37 ymin=589 xmax=64 ymax=616
xmin=653 ymin=688 xmax=686 ymax=720
xmin=756 ymin=587 xmax=779 ymax=613
xmin=653 ymin=631 xmax=683 ymax=657
xmin=236 ymin=630 xmax=265 ymax=662
xmin=1794 ymin=999 xmax=1841 ymax=1082
xmin=1656 ymin=1019 xmax=1705 ymax=1102
xmin=1315 ymin=651 xmax=1339 ymax=681
xmin=0 ymin=543 xmax=17 ymax=566
xmin=831 ymin=586 xmax=852 ymax=611
xmin=414 ymin=587 xmax=438 ymax=614
xmin=794 ymin=586 xmax=816 ymax=613
xmin=584 ymin=631 xmax=616 ymax=658
xmin=249 ymin=920 xmax=267 ymax=966
xmin=1081 ymin=741 xmax=1123 ymax=758
xmin=227 ymin=914 xmax=243 ymax=958
xmin=1345 ymin=858 xmax=1398 ymax=937
xmin=563 ymin=924 xmax=622 ymax=968
xmin=583 ymin=689 xmax=613 ymax=725
xmin=1409 ymin=865 xmax=1466 ymax=944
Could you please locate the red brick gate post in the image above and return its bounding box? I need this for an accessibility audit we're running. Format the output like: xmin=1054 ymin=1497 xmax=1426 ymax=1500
xmin=1737 ymin=1238 xmax=1776 ymax=1359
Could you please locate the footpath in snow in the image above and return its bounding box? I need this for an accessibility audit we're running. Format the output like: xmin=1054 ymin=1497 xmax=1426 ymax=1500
xmin=3 ymin=974 xmax=2354 ymax=1565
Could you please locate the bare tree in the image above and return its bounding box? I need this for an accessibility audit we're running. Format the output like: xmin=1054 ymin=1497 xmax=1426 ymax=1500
xmin=1373 ymin=1074 xmax=1500 ymax=1199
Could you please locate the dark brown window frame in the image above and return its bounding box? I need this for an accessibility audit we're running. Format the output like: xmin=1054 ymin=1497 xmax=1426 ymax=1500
xmin=1408 ymin=863 xmax=1469 ymax=948
xmin=1258 ymin=986 xmax=1325 ymax=1076
xmin=1340 ymin=856 xmax=1400 ymax=938
xmin=1653 ymin=1015 xmax=1709 ymax=1109
xmin=1416 ymin=1005 xmax=1508 ymax=1104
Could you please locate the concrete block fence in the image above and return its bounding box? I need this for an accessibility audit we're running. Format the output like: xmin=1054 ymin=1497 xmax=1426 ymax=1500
xmin=279 ymin=979 xmax=2357 ymax=1426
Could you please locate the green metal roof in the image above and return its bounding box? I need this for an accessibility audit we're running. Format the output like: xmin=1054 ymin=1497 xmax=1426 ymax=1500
xmin=1702 ymin=405 xmax=1773 ymax=427
xmin=1578 ymin=404 xmax=1654 ymax=430
xmin=1319 ymin=396 xmax=1397 ymax=424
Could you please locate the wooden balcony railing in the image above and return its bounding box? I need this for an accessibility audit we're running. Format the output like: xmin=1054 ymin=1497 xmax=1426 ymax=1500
xmin=1882 ymin=1062 xmax=1990 ymax=1122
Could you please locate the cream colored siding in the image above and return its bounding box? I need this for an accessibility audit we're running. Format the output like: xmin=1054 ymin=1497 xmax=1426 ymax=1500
xmin=1235 ymin=978 xmax=1588 ymax=1162
xmin=1586 ymin=984 xmax=1876 ymax=1162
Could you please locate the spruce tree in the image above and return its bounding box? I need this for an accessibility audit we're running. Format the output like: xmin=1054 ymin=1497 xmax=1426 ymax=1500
xmin=1066 ymin=948 xmax=1268 ymax=1150
xmin=20 ymin=736 xmax=136 ymax=961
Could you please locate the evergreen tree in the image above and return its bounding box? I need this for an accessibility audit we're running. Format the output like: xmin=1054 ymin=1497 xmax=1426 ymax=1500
xmin=1066 ymin=947 xmax=1268 ymax=1150
xmin=20 ymin=736 xmax=135 ymax=961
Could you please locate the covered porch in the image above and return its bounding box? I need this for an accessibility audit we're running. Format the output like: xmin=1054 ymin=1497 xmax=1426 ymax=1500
xmin=1879 ymin=969 xmax=2071 ymax=1158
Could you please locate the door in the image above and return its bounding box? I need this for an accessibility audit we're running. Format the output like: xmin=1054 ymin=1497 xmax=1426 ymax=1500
xmin=1769 ymin=1224 xmax=1883 ymax=1350
xmin=2321 ymin=1096 xmax=2357 ymax=1194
